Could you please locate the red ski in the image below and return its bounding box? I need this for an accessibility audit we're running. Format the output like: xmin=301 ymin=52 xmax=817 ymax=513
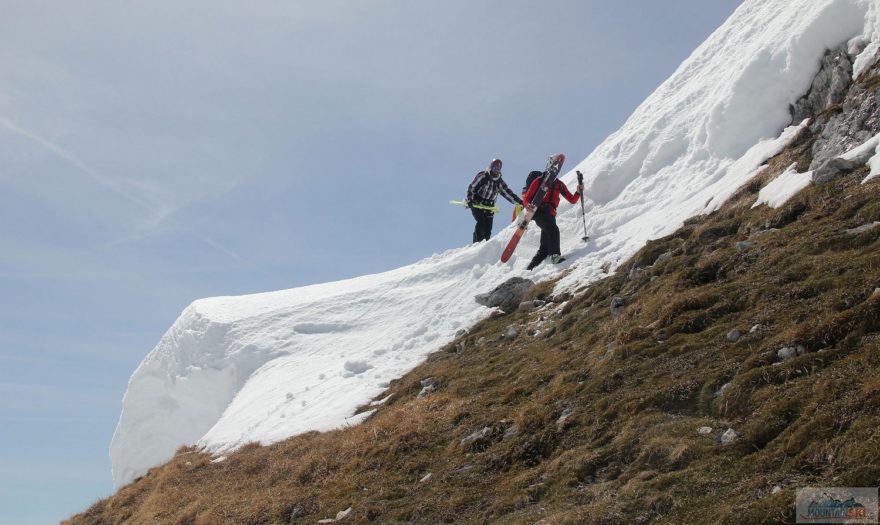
xmin=500 ymin=153 xmax=565 ymax=263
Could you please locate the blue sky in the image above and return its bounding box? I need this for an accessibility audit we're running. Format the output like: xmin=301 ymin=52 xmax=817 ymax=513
xmin=0 ymin=1 xmax=742 ymax=522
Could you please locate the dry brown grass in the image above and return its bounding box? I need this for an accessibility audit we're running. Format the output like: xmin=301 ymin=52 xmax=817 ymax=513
xmin=66 ymin=140 xmax=880 ymax=524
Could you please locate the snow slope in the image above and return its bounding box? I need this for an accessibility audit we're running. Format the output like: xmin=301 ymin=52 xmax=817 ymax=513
xmin=110 ymin=0 xmax=880 ymax=488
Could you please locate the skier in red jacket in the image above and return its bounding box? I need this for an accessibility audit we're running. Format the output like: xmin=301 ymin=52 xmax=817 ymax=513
xmin=523 ymin=171 xmax=583 ymax=270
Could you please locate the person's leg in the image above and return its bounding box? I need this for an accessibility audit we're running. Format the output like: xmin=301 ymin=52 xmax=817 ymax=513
xmin=472 ymin=209 xmax=492 ymax=242
xmin=548 ymin=216 xmax=561 ymax=256
xmin=480 ymin=214 xmax=494 ymax=241
xmin=528 ymin=209 xmax=552 ymax=270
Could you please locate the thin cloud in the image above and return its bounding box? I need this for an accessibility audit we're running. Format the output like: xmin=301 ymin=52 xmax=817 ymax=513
xmin=0 ymin=117 xmax=248 ymax=263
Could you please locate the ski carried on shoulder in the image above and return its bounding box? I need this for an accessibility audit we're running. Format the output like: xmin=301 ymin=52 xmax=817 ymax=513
xmin=500 ymin=153 xmax=565 ymax=263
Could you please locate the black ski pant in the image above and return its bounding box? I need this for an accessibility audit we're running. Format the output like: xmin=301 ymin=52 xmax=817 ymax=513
xmin=472 ymin=208 xmax=494 ymax=243
xmin=527 ymin=206 xmax=560 ymax=270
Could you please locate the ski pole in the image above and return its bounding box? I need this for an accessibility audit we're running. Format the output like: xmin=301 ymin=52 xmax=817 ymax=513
xmin=577 ymin=171 xmax=588 ymax=242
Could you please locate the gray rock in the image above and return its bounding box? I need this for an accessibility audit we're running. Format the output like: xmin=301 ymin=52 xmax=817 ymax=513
xmin=477 ymin=336 xmax=486 ymax=346
xmin=610 ymin=297 xmax=626 ymax=317
xmin=556 ymin=407 xmax=574 ymax=430
xmin=502 ymin=424 xmax=519 ymax=441
xmin=602 ymin=341 xmax=617 ymax=360
xmin=317 ymin=520 xmax=335 ymax=524
xmin=419 ymin=473 xmax=433 ymax=484
xmin=715 ymin=382 xmax=732 ymax=397
xmin=750 ymin=324 xmax=762 ymax=333
xmin=289 ymin=504 xmax=307 ymax=523
xmin=628 ymin=265 xmax=644 ymax=279
xmin=697 ymin=426 xmax=713 ymax=435
xmin=777 ymin=346 xmax=804 ymax=360
xmin=460 ymin=426 xmax=492 ymax=447
xmin=504 ymin=325 xmax=519 ymax=340
xmin=475 ymin=277 xmax=536 ymax=313
xmin=797 ymin=44 xmax=880 ymax=174
xmin=813 ymin=155 xmax=861 ymax=184
xmin=653 ymin=251 xmax=673 ymax=266
xmin=455 ymin=329 xmax=467 ymax=338
xmin=518 ymin=301 xmax=537 ymax=313
xmin=720 ymin=428 xmax=740 ymax=445
xmin=792 ymin=48 xmax=852 ymax=125
xmin=417 ymin=378 xmax=438 ymax=398
xmin=335 ymin=507 xmax=353 ymax=521
xmin=735 ymin=241 xmax=753 ymax=251
xmin=873 ymin=288 xmax=880 ymax=300
xmin=727 ymin=328 xmax=742 ymax=342
xmin=749 ymin=228 xmax=779 ymax=239
xmin=845 ymin=222 xmax=880 ymax=235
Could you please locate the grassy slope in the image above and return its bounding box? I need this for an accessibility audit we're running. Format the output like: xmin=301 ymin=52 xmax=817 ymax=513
xmin=67 ymin=123 xmax=880 ymax=525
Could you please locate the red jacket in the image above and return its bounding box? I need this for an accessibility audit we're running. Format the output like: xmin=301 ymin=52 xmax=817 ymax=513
xmin=524 ymin=177 xmax=581 ymax=216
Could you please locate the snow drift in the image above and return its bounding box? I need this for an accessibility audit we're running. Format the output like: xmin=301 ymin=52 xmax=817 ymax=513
xmin=111 ymin=0 xmax=880 ymax=488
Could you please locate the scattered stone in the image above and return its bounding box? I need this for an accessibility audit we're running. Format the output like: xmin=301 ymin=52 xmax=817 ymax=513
xmin=610 ymin=297 xmax=626 ymax=317
xmin=460 ymin=427 xmax=492 ymax=448
xmin=288 ymin=504 xmax=307 ymax=523
xmin=335 ymin=507 xmax=353 ymax=521
xmin=772 ymin=485 xmax=783 ymax=495
xmin=872 ymin=288 xmax=880 ymax=300
xmin=477 ymin=336 xmax=486 ymax=346
xmin=727 ymin=328 xmax=742 ymax=342
xmin=749 ymin=228 xmax=779 ymax=239
xmin=650 ymin=275 xmax=659 ymax=282
xmin=556 ymin=408 xmax=574 ymax=430
xmin=518 ymin=301 xmax=535 ymax=312
xmin=317 ymin=519 xmax=335 ymax=524
xmin=778 ymin=346 xmax=806 ymax=360
xmin=417 ymin=378 xmax=438 ymax=398
xmin=504 ymin=325 xmax=519 ymax=340
xmin=750 ymin=324 xmax=762 ymax=333
xmin=778 ymin=347 xmax=798 ymax=360
xmin=628 ymin=265 xmax=645 ymax=279
xmin=502 ymin=424 xmax=519 ymax=441
xmin=734 ymin=241 xmax=754 ymax=251
xmin=455 ymin=329 xmax=467 ymax=338
xmin=844 ymin=222 xmax=880 ymax=235
xmin=720 ymin=428 xmax=740 ymax=445
xmin=601 ymin=341 xmax=617 ymax=360
xmin=697 ymin=426 xmax=713 ymax=435
xmin=715 ymin=382 xmax=732 ymax=397
xmin=643 ymin=320 xmax=661 ymax=330
xmin=653 ymin=251 xmax=673 ymax=265
xmin=419 ymin=473 xmax=433 ymax=484
xmin=475 ymin=277 xmax=536 ymax=313
xmin=533 ymin=299 xmax=547 ymax=309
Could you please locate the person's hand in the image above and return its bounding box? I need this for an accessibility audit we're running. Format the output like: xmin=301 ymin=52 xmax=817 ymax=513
xmin=526 ymin=204 xmax=536 ymax=212
xmin=465 ymin=200 xmax=472 ymax=209
xmin=577 ymin=184 xmax=584 ymax=193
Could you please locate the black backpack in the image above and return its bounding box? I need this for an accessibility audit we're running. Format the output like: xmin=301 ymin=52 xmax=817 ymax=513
xmin=523 ymin=170 xmax=543 ymax=194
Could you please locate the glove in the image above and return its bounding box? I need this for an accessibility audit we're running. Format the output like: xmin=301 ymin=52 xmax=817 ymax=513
xmin=577 ymin=184 xmax=584 ymax=193
xmin=465 ymin=200 xmax=472 ymax=208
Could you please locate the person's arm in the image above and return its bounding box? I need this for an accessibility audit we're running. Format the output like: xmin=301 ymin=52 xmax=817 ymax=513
xmin=466 ymin=172 xmax=486 ymax=205
xmin=498 ymin=179 xmax=523 ymax=206
xmin=560 ymin=180 xmax=582 ymax=204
